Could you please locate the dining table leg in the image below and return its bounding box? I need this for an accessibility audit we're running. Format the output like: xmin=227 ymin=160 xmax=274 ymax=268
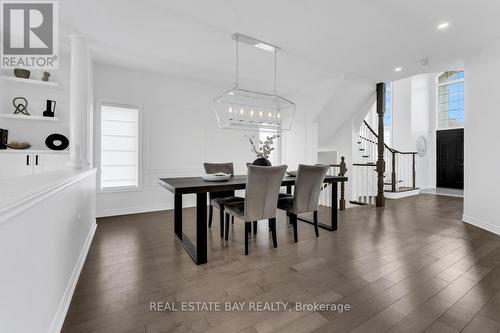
xmin=174 ymin=193 xmax=182 ymax=238
xmin=331 ymin=181 xmax=338 ymax=231
xmin=196 ymin=193 xmax=208 ymax=264
xmin=173 ymin=192 xmax=208 ymax=265
xmin=295 ymin=181 xmax=339 ymax=231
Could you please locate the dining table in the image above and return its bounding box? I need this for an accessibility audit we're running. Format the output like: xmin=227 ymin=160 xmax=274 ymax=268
xmin=158 ymin=174 xmax=348 ymax=265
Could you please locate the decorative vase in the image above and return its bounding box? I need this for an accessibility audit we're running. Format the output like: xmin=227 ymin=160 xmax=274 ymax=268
xmin=252 ymin=157 xmax=272 ymax=166
xmin=43 ymin=100 xmax=56 ymax=117
xmin=14 ymin=68 xmax=30 ymax=79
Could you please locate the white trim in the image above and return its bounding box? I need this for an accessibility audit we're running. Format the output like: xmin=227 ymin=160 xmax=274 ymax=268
xmin=96 ymin=204 xmax=170 ymax=218
xmin=49 ymin=220 xmax=97 ymax=333
xmin=0 ymin=169 xmax=97 ymax=224
xmin=0 ymin=149 xmax=69 ymax=155
xmin=463 ymin=215 xmax=500 ymax=236
xmin=98 ymin=185 xmax=142 ymax=194
xmin=384 ymin=189 xmax=420 ymax=199
xmin=436 ymin=127 xmax=464 ymax=131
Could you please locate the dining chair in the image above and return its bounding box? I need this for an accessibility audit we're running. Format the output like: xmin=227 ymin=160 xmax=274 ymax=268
xmin=224 ymin=165 xmax=287 ymax=255
xmin=277 ymin=164 xmax=329 ymax=242
xmin=203 ymin=162 xmax=243 ymax=238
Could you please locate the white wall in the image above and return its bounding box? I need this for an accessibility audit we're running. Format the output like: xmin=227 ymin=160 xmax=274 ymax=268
xmin=0 ymin=170 xmax=96 ymax=333
xmin=391 ymin=74 xmax=438 ymax=189
xmin=93 ymin=63 xmax=317 ymax=217
xmin=463 ymin=38 xmax=500 ymax=235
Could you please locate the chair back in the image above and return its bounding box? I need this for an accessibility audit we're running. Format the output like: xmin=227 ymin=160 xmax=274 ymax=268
xmin=203 ymin=162 xmax=234 ymax=175
xmin=293 ymin=164 xmax=329 ymax=214
xmin=204 ymin=162 xmax=235 ymax=199
xmin=244 ymin=165 xmax=287 ymax=221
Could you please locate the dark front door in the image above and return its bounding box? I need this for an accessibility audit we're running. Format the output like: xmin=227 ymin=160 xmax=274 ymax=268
xmin=437 ymin=129 xmax=464 ymax=189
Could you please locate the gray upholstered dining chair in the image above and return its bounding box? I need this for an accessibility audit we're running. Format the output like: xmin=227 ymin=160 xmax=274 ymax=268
xmin=224 ymin=165 xmax=287 ymax=255
xmin=277 ymin=164 xmax=329 ymax=242
xmin=203 ymin=162 xmax=243 ymax=238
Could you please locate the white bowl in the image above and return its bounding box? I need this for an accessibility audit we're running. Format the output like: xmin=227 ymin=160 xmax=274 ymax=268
xmin=201 ymin=173 xmax=231 ymax=182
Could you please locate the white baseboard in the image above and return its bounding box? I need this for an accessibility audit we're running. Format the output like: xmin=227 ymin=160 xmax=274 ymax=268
xmin=463 ymin=215 xmax=500 ymax=236
xmin=96 ymin=204 xmax=171 ymax=218
xmin=49 ymin=220 xmax=97 ymax=333
xmin=385 ymin=189 xmax=420 ymax=199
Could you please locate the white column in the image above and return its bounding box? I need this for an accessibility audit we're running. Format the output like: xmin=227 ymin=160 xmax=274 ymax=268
xmin=68 ymin=34 xmax=90 ymax=169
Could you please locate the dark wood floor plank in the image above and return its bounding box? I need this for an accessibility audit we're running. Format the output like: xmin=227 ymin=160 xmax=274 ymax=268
xmin=61 ymin=194 xmax=500 ymax=333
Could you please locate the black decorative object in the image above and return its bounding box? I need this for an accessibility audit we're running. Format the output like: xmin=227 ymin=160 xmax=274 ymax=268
xmin=13 ymin=97 xmax=29 ymax=115
xmin=45 ymin=133 xmax=69 ymax=151
xmin=42 ymin=71 xmax=51 ymax=81
xmin=252 ymin=157 xmax=272 ymax=166
xmin=0 ymin=129 xmax=8 ymax=149
xmin=43 ymin=100 xmax=56 ymax=117
xmin=14 ymin=68 xmax=30 ymax=79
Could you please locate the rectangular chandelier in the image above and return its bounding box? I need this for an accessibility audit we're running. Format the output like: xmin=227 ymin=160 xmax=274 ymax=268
xmin=213 ymin=87 xmax=295 ymax=132
xmin=212 ymin=33 xmax=295 ymax=132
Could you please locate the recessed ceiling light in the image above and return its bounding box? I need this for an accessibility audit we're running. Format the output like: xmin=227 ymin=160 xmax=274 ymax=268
xmin=394 ymin=67 xmax=402 ymax=72
xmin=437 ymin=22 xmax=449 ymax=30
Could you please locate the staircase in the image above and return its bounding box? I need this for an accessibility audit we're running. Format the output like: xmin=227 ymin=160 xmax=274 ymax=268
xmin=351 ymin=120 xmax=419 ymax=205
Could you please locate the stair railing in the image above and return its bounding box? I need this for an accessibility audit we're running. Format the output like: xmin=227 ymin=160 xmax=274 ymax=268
xmin=320 ymin=156 xmax=347 ymax=210
xmin=359 ymin=120 xmax=417 ymax=192
xmin=351 ymin=162 xmax=377 ymax=205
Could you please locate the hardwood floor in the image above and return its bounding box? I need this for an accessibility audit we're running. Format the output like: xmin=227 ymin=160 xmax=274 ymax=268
xmin=62 ymin=194 xmax=500 ymax=333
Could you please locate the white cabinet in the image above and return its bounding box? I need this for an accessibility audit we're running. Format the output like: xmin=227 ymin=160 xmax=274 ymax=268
xmin=33 ymin=153 xmax=69 ymax=174
xmin=0 ymin=151 xmax=69 ymax=179
xmin=0 ymin=153 xmax=33 ymax=178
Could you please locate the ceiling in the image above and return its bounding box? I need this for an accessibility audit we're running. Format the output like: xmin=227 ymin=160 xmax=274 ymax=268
xmin=60 ymin=0 xmax=500 ymax=95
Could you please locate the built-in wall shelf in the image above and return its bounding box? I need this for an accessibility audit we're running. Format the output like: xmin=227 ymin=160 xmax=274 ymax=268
xmin=0 ymin=76 xmax=58 ymax=88
xmin=0 ymin=149 xmax=69 ymax=154
xmin=0 ymin=113 xmax=59 ymax=122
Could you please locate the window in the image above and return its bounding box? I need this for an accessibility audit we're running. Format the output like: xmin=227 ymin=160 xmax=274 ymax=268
xmin=100 ymin=104 xmax=139 ymax=190
xmin=437 ymin=71 xmax=464 ymax=129
xmin=384 ymin=82 xmax=392 ymax=144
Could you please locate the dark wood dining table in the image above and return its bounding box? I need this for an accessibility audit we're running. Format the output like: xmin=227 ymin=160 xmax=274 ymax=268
xmin=158 ymin=174 xmax=348 ymax=265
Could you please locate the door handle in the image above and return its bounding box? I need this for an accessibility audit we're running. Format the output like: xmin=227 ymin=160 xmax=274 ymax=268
xmin=35 ymin=155 xmax=39 ymax=166
xmin=26 ymin=155 xmax=29 ymax=165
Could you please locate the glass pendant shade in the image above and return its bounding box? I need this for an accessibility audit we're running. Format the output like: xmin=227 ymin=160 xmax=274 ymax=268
xmin=213 ymin=87 xmax=295 ymax=132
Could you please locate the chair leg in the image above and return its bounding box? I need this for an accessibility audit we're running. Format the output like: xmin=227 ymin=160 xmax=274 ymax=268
xmin=219 ymin=208 xmax=224 ymax=239
xmin=268 ymin=219 xmax=272 ymax=231
xmin=225 ymin=213 xmax=230 ymax=241
xmin=208 ymin=205 xmax=213 ymax=228
xmin=290 ymin=213 xmax=298 ymax=242
xmin=313 ymin=210 xmax=319 ymax=237
xmin=245 ymin=222 xmax=250 ymax=255
xmin=269 ymin=218 xmax=277 ymax=248
xmin=232 ymin=216 xmax=234 ymax=224
xmin=253 ymin=221 xmax=257 ymax=235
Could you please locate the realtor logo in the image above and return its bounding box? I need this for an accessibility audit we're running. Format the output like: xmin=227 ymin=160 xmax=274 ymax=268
xmin=1 ymin=1 xmax=58 ymax=69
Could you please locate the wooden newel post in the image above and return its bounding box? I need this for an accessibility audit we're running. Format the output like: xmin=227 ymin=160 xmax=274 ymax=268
xmin=339 ymin=156 xmax=347 ymax=210
xmin=375 ymin=83 xmax=386 ymax=207
xmin=391 ymin=151 xmax=396 ymax=192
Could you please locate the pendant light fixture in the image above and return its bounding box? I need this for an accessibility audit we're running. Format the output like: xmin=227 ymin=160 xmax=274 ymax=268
xmin=212 ymin=33 xmax=295 ymax=132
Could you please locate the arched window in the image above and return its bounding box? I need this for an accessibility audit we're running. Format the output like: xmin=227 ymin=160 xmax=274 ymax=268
xmin=437 ymin=71 xmax=464 ymax=129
